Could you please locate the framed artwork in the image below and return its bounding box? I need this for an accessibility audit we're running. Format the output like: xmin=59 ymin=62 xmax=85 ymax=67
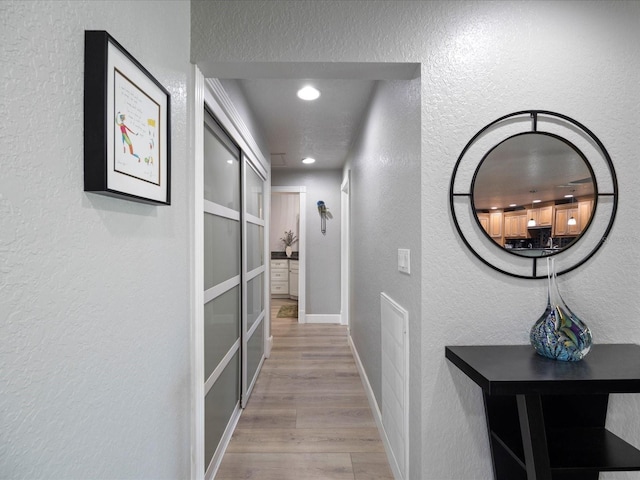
xmin=84 ymin=30 xmax=170 ymax=205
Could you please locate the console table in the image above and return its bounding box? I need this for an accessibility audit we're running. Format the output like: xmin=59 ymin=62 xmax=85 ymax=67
xmin=445 ymin=344 xmax=640 ymax=480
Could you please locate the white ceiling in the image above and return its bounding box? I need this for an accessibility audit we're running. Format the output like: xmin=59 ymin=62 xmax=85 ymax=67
xmin=206 ymin=62 xmax=420 ymax=171
xmin=212 ymin=64 xmax=594 ymax=202
xmin=238 ymin=78 xmax=376 ymax=170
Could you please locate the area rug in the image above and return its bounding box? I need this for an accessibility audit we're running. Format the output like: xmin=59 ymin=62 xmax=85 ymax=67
xmin=277 ymin=304 xmax=298 ymax=318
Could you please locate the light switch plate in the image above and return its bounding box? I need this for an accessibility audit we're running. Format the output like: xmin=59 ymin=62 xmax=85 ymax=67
xmin=398 ymin=248 xmax=410 ymax=274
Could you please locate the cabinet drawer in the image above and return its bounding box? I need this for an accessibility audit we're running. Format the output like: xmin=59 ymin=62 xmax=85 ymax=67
xmin=271 ymin=260 xmax=288 ymax=269
xmin=271 ymin=281 xmax=288 ymax=294
xmin=271 ymin=270 xmax=288 ymax=281
xmin=289 ymin=261 xmax=299 ymax=272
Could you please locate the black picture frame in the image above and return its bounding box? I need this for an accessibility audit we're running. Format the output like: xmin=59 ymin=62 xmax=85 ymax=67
xmin=84 ymin=30 xmax=171 ymax=205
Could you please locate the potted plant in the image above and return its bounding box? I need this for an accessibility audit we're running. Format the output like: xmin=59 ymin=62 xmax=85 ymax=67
xmin=280 ymin=230 xmax=298 ymax=257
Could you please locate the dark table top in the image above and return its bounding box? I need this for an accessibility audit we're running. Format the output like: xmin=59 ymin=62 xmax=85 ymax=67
xmin=445 ymin=344 xmax=640 ymax=395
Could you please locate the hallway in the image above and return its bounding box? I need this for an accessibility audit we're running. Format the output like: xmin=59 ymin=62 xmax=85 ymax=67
xmin=215 ymin=299 xmax=395 ymax=479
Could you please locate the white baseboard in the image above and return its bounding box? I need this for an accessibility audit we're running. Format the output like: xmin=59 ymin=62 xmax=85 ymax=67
xmin=348 ymin=335 xmax=403 ymax=480
xmin=266 ymin=335 xmax=273 ymax=358
xmin=305 ymin=314 xmax=342 ymax=324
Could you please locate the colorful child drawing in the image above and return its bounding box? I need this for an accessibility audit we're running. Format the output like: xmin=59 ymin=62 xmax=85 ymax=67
xmin=116 ymin=112 xmax=141 ymax=162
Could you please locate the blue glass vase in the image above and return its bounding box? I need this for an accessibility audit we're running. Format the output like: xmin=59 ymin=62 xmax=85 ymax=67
xmin=530 ymin=258 xmax=592 ymax=361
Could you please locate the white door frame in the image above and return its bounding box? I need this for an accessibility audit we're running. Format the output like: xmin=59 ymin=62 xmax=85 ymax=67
xmin=271 ymin=186 xmax=306 ymax=324
xmin=340 ymin=170 xmax=350 ymax=327
xmin=190 ymin=68 xmax=271 ymax=479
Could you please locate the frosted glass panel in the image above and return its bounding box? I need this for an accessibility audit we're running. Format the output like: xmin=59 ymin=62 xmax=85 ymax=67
xmin=247 ymin=320 xmax=264 ymax=388
xmin=246 ymin=164 xmax=264 ymax=219
xmin=246 ymin=223 xmax=264 ymax=271
xmin=204 ymin=115 xmax=240 ymax=209
xmin=247 ymin=274 xmax=263 ymax=331
xmin=204 ymin=286 xmax=240 ymax=381
xmin=204 ymin=351 xmax=239 ymax=469
xmin=204 ymin=214 xmax=240 ymax=291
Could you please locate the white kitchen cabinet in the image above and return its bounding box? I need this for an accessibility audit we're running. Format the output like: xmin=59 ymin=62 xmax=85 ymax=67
xmin=270 ymin=259 xmax=289 ymax=297
xmin=289 ymin=260 xmax=299 ymax=298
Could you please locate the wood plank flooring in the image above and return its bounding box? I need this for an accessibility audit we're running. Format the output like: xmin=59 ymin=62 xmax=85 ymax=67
xmin=215 ymin=299 xmax=395 ymax=480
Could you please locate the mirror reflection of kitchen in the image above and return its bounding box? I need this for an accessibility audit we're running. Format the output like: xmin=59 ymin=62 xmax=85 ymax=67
xmin=473 ymin=132 xmax=595 ymax=257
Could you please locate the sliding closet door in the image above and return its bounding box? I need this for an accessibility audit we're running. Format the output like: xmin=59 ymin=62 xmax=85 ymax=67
xmin=203 ymin=110 xmax=241 ymax=474
xmin=243 ymin=159 xmax=266 ymax=404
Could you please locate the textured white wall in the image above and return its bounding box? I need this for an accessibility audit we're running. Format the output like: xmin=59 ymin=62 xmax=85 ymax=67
xmin=1 ymin=1 xmax=191 ymax=478
xmin=193 ymin=2 xmax=640 ymax=479
xmin=271 ymin=170 xmax=342 ymax=315
xmin=345 ymin=77 xmax=422 ymax=477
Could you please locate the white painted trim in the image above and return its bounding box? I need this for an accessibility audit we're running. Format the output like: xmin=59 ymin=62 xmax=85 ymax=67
xmin=204 ymin=199 xmax=240 ymax=221
xmin=349 ymin=335 xmax=403 ymax=480
xmin=340 ymin=170 xmax=351 ymax=327
xmin=246 ymin=265 xmax=265 ymax=281
xmin=204 ymin=339 xmax=241 ymax=395
xmin=266 ymin=335 xmax=273 ymax=359
xmin=305 ymin=314 xmax=342 ymax=324
xmin=264 ymin=179 xmax=272 ymax=359
xmin=204 ymin=403 xmax=242 ymax=480
xmin=247 ymin=311 xmax=265 ymax=338
xmin=204 ymin=276 xmax=240 ymax=304
xmin=241 ymin=155 xmax=249 ymax=408
xmin=246 ymin=212 xmax=264 ymax=226
xmin=204 ymin=79 xmax=268 ymax=178
xmin=246 ymin=352 xmax=265 ymax=399
xmin=190 ymin=64 xmax=205 ymax=480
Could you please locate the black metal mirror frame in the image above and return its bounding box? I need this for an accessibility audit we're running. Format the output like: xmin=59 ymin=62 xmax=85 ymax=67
xmin=450 ymin=110 xmax=618 ymax=279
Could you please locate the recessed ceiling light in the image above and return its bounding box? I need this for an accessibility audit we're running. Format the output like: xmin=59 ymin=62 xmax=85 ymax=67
xmin=302 ymin=157 xmax=316 ymax=164
xmin=491 ymin=206 xmax=498 ymax=210
xmin=532 ymin=199 xmax=542 ymax=203
xmin=564 ymin=194 xmax=574 ymax=198
xmin=509 ymin=203 xmax=517 ymax=207
xmin=226 ymin=160 xmax=233 ymax=164
xmin=297 ymin=86 xmax=320 ymax=101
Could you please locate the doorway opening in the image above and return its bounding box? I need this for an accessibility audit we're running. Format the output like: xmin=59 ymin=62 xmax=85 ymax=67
xmin=270 ymin=187 xmax=306 ymax=324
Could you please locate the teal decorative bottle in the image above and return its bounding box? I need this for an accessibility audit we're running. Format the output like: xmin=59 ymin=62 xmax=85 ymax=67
xmin=530 ymin=258 xmax=592 ymax=361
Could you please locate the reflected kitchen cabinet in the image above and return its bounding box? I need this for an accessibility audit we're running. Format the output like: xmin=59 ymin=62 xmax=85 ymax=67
xmin=489 ymin=211 xmax=503 ymax=238
xmin=504 ymin=212 xmax=528 ymax=238
xmin=527 ymin=205 xmax=554 ymax=227
xmin=477 ymin=213 xmax=489 ymax=233
xmin=554 ymin=200 xmax=592 ymax=237
xmin=555 ymin=208 xmax=578 ymax=236
xmin=579 ymin=200 xmax=594 ymax=230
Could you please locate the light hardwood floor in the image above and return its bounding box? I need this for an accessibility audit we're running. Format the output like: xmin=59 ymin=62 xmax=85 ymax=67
xmin=215 ymin=298 xmax=395 ymax=480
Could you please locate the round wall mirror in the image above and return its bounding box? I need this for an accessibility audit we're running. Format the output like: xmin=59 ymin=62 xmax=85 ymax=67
xmin=450 ymin=110 xmax=618 ymax=279
xmin=472 ymin=132 xmax=596 ymax=258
